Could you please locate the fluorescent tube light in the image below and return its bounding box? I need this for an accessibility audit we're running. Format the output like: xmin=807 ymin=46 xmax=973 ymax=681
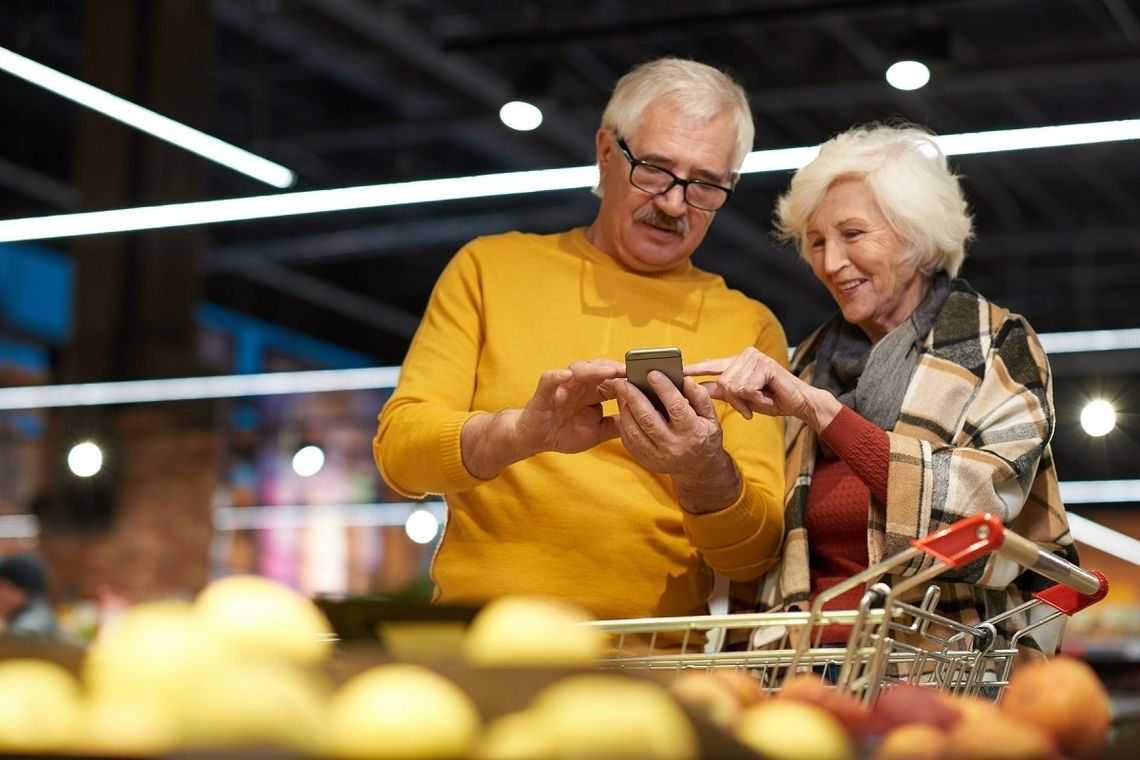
xmin=1038 ymin=328 xmax=1140 ymax=354
xmin=0 ymin=45 xmax=295 ymax=189
xmin=1068 ymin=512 xmax=1140 ymax=565
xmin=1060 ymin=480 xmax=1140 ymax=504
xmin=0 ymin=165 xmax=599 ymax=242
xmin=0 ymin=366 xmax=399 ymax=409
xmin=0 ymin=325 xmax=1133 ymax=410
xmin=2 ymin=118 xmax=1140 ymax=242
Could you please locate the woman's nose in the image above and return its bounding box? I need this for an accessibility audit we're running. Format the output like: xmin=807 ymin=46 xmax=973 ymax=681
xmin=820 ymin=241 xmax=847 ymax=272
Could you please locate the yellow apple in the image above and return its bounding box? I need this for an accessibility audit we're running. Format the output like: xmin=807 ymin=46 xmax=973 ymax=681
xmin=324 ymin=663 xmax=481 ymax=760
xmin=736 ymin=699 xmax=854 ymax=760
xmin=74 ymin=697 xmax=181 ymax=757
xmin=524 ymin=673 xmax=699 ymax=760
xmin=462 ymin=595 xmax=607 ymax=666
xmin=178 ymin=660 xmax=331 ymax=754
xmin=473 ymin=710 xmax=556 ymax=760
xmin=872 ymin=722 xmax=951 ymax=760
xmin=84 ymin=599 xmax=226 ymax=711
xmin=0 ymin=657 xmax=83 ymax=753
xmin=193 ymin=574 xmax=334 ymax=665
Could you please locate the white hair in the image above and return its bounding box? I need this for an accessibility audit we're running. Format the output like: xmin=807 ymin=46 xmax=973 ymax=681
xmin=775 ymin=122 xmax=974 ymax=277
xmin=600 ymin=57 xmax=755 ymax=173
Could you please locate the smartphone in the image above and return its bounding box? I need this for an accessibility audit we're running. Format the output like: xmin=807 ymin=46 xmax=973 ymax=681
xmin=625 ymin=347 xmax=684 ymax=417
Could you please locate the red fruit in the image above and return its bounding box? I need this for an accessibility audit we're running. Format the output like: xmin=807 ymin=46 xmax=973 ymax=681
xmin=868 ymin=683 xmax=962 ymax=736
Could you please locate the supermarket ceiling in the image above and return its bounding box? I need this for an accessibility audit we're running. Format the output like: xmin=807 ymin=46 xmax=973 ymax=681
xmin=3 ymin=0 xmax=1140 ymax=371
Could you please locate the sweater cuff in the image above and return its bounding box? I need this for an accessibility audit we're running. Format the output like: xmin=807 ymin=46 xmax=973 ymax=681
xmin=683 ymin=485 xmax=782 ymax=581
xmin=820 ymin=405 xmax=890 ymax=503
xmin=440 ymin=412 xmax=492 ymax=491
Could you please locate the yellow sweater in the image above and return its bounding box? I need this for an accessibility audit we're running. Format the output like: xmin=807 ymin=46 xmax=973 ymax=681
xmin=374 ymin=228 xmax=787 ymax=628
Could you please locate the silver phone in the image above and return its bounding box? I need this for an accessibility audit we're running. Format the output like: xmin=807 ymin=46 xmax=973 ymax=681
xmin=625 ymin=347 xmax=684 ymax=416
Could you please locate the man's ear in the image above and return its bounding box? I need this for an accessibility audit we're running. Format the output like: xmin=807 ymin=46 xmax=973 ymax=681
xmin=595 ymin=128 xmax=617 ymax=167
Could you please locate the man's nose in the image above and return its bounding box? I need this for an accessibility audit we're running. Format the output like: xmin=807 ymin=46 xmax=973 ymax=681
xmin=653 ymin=183 xmax=688 ymax=215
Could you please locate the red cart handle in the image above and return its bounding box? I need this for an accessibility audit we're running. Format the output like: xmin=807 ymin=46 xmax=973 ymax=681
xmin=912 ymin=513 xmax=1107 ymax=600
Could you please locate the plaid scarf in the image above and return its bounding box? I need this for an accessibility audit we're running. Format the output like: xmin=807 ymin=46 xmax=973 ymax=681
xmin=757 ymin=278 xmax=1078 ymax=657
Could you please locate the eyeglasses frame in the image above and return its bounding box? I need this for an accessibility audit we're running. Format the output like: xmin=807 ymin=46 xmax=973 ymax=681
xmin=615 ymin=135 xmax=735 ymax=211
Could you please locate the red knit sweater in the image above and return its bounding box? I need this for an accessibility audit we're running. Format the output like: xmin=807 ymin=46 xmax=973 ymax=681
xmin=806 ymin=406 xmax=890 ymax=641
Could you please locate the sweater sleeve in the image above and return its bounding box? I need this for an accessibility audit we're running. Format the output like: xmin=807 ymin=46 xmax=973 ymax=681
xmin=820 ymin=405 xmax=890 ymax=504
xmin=373 ymin=243 xmax=488 ymax=497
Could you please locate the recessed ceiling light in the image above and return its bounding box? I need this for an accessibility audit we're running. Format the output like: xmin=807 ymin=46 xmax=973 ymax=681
xmin=885 ymin=60 xmax=931 ymax=91
xmin=499 ymin=100 xmax=543 ymax=131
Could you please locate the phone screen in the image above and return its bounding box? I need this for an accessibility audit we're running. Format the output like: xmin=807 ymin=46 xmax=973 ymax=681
xmin=625 ymin=347 xmax=684 ymax=416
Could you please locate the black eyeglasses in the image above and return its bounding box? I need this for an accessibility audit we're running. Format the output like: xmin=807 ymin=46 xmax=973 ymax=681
xmin=616 ymin=136 xmax=734 ymax=211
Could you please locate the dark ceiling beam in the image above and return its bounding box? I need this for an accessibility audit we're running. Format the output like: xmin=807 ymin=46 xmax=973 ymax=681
xmin=226 ymin=259 xmax=422 ymax=339
xmin=206 ymin=206 xmax=591 ymax=267
xmin=302 ymin=0 xmax=595 ymax=159
xmin=0 ymin=156 xmax=75 ymax=208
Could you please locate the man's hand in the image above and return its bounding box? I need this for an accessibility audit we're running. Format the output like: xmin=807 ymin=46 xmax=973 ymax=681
xmin=461 ymin=359 xmax=623 ymax=480
xmin=517 ymin=359 xmax=625 ymax=455
xmin=611 ymin=371 xmax=741 ymax=514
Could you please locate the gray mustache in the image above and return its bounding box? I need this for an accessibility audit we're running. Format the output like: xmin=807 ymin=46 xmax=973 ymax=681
xmin=635 ymin=208 xmax=689 ymax=235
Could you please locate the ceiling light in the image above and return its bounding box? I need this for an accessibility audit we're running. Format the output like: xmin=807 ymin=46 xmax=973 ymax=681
xmin=0 ymin=45 xmax=295 ymax=189
xmin=885 ymin=60 xmax=931 ymax=91
xmin=67 ymin=441 xmax=103 ymax=477
xmin=499 ymin=100 xmax=543 ymax=131
xmin=2 ymin=117 xmax=1140 ymax=242
xmin=405 ymin=508 xmax=441 ymax=544
xmin=291 ymin=444 xmax=326 ymax=477
xmin=1080 ymin=400 xmax=1117 ymax=437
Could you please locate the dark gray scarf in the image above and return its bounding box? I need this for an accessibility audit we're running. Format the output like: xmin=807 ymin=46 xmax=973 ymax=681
xmin=812 ymin=271 xmax=952 ymax=431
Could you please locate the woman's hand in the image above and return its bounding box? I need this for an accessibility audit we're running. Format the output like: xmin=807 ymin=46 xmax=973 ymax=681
xmin=687 ymin=348 xmax=842 ymax=431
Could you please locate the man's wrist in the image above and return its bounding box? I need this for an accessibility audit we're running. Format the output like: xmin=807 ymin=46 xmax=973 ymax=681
xmin=672 ymin=453 xmax=742 ymax=514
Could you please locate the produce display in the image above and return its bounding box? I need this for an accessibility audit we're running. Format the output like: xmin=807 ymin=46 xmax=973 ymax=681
xmin=0 ymin=584 xmax=1122 ymax=760
xmin=668 ymin=656 xmax=1114 ymax=760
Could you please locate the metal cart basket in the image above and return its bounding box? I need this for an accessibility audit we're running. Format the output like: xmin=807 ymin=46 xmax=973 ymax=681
xmin=584 ymin=513 xmax=1108 ymax=705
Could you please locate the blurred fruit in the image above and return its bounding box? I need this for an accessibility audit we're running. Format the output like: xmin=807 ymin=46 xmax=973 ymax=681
xmin=84 ymin=599 xmax=227 ymax=712
xmin=872 ymin=722 xmax=951 ymax=760
xmin=670 ymin=670 xmax=749 ymax=728
xmin=736 ymin=699 xmax=854 ymax=760
xmin=711 ymin=667 xmax=770 ymax=705
xmin=75 ymin=697 xmax=181 ymax=757
xmin=473 ymin=710 xmax=556 ymax=760
xmin=526 ymin=673 xmax=698 ymax=760
xmin=193 ymin=574 xmax=334 ymax=665
xmin=0 ymin=658 xmax=83 ymax=753
xmin=868 ymin=683 xmax=962 ymax=736
xmin=939 ymin=693 xmax=1001 ymax=724
xmin=780 ymin=672 xmax=871 ymax=743
xmin=324 ymin=663 xmax=481 ymax=760
xmin=179 ymin=660 xmax=330 ymax=754
xmin=945 ymin=710 xmax=1055 ymax=760
xmin=462 ymin=595 xmax=607 ymax=666
xmin=1000 ymin=654 xmax=1112 ymax=757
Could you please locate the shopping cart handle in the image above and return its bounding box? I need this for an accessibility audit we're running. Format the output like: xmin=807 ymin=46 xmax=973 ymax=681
xmin=911 ymin=513 xmax=1006 ymax=567
xmin=913 ymin=513 xmax=1106 ymax=598
xmin=1033 ymin=570 xmax=1110 ymax=615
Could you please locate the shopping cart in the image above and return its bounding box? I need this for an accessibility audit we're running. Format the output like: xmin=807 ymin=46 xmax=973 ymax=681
xmin=584 ymin=513 xmax=1108 ymax=705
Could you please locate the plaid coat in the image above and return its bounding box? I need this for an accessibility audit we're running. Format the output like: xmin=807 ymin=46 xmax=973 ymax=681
xmin=762 ymin=279 xmax=1078 ymax=656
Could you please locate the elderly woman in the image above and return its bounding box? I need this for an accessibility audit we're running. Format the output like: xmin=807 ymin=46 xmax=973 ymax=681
xmin=689 ymin=122 xmax=1078 ymax=658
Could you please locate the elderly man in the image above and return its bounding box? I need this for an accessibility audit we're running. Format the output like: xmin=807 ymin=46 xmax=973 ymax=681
xmin=374 ymin=58 xmax=787 ymax=639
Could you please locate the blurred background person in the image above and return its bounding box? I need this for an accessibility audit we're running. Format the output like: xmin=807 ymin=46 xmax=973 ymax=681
xmin=0 ymin=553 xmax=59 ymax=636
xmin=689 ymin=122 xmax=1077 ymax=659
